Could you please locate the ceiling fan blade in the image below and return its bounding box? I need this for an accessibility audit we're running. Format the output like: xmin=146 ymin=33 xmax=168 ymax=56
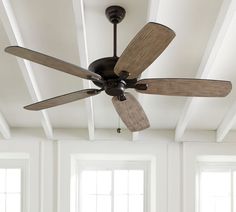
xmin=24 ymin=89 xmax=101 ymax=111
xmin=5 ymin=46 xmax=102 ymax=82
xmin=114 ymin=22 xmax=175 ymax=79
xmin=112 ymin=93 xmax=150 ymax=132
xmin=135 ymin=78 xmax=232 ymax=97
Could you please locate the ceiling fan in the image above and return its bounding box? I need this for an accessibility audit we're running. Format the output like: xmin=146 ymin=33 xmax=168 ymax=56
xmin=5 ymin=5 xmax=232 ymax=132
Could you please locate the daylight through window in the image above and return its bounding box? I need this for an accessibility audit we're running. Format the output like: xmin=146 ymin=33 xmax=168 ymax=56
xmin=198 ymin=165 xmax=236 ymax=212
xmin=80 ymin=169 xmax=144 ymax=212
xmin=0 ymin=169 xmax=21 ymax=212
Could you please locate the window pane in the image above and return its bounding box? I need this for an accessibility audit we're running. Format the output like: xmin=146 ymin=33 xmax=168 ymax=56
xmin=0 ymin=169 xmax=5 ymax=192
xmin=0 ymin=194 xmax=5 ymax=212
xmin=97 ymin=171 xmax=111 ymax=194
xmin=81 ymin=195 xmax=96 ymax=212
xmin=6 ymin=169 xmax=21 ymax=193
xmin=6 ymin=194 xmax=21 ymax=212
xmin=129 ymin=170 xmax=144 ymax=194
xmin=81 ymin=171 xmax=96 ymax=194
xmin=129 ymin=195 xmax=143 ymax=212
xmin=215 ymin=197 xmax=231 ymax=212
xmin=114 ymin=195 xmax=128 ymax=212
xmin=80 ymin=168 xmax=146 ymax=212
xmin=97 ymin=195 xmax=111 ymax=212
xmin=114 ymin=170 xmax=128 ymax=194
xmin=200 ymin=171 xmax=230 ymax=212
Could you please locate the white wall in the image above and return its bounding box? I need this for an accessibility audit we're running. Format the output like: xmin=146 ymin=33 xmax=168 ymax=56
xmin=1 ymin=129 xmax=235 ymax=212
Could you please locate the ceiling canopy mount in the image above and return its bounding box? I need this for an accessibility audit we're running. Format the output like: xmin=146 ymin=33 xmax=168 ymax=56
xmin=105 ymin=5 xmax=126 ymax=24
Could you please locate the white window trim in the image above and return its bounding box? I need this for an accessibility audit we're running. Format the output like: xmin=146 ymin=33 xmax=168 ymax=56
xmin=0 ymin=154 xmax=29 ymax=212
xmin=196 ymin=161 xmax=236 ymax=212
xmin=70 ymin=154 xmax=156 ymax=212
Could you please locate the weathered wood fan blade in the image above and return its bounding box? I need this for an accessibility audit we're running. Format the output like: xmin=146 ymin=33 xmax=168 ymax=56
xmin=112 ymin=93 xmax=150 ymax=132
xmin=114 ymin=22 xmax=175 ymax=79
xmin=24 ymin=89 xmax=101 ymax=111
xmin=135 ymin=78 xmax=232 ymax=97
xmin=5 ymin=46 xmax=102 ymax=81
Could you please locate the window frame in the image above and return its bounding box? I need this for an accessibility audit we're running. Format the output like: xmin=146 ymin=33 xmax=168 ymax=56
xmin=0 ymin=158 xmax=29 ymax=212
xmin=71 ymin=155 xmax=153 ymax=212
xmin=196 ymin=162 xmax=236 ymax=212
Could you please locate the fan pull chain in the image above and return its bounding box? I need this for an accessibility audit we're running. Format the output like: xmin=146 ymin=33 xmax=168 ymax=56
xmin=117 ymin=116 xmax=121 ymax=133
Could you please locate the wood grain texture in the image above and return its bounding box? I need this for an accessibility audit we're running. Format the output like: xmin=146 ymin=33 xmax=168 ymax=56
xmin=114 ymin=22 xmax=175 ymax=79
xmin=135 ymin=78 xmax=232 ymax=97
xmin=24 ymin=89 xmax=101 ymax=110
xmin=5 ymin=46 xmax=102 ymax=81
xmin=112 ymin=93 xmax=150 ymax=132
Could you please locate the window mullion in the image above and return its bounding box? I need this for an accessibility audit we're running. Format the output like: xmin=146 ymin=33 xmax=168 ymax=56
xmin=127 ymin=171 xmax=129 ymax=212
xmin=197 ymin=168 xmax=201 ymax=212
xmin=5 ymin=169 xmax=7 ymax=212
xmin=96 ymin=171 xmax=98 ymax=212
xmin=20 ymin=169 xmax=23 ymax=212
xmin=111 ymin=170 xmax=114 ymax=212
xmin=144 ymin=167 xmax=147 ymax=212
xmin=231 ymin=169 xmax=234 ymax=212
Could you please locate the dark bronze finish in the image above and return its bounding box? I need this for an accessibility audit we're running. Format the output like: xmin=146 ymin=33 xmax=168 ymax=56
xmin=118 ymin=94 xmax=126 ymax=101
xmin=88 ymin=57 xmax=138 ymax=89
xmin=88 ymin=57 xmax=137 ymax=97
xmin=87 ymin=89 xmax=103 ymax=95
xmin=105 ymin=6 xmax=126 ymax=24
xmin=104 ymin=80 xmax=126 ymax=96
xmin=135 ymin=83 xmax=148 ymax=90
xmin=88 ymin=6 xmax=136 ymax=98
xmin=114 ymin=23 xmax=117 ymax=57
xmin=106 ymin=6 xmax=126 ymax=57
xmin=87 ymin=75 xmax=104 ymax=84
xmin=88 ymin=57 xmax=119 ymax=85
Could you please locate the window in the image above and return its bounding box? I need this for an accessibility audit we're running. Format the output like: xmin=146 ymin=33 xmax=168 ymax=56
xmin=71 ymin=157 xmax=152 ymax=212
xmin=197 ymin=163 xmax=236 ymax=212
xmin=80 ymin=169 xmax=144 ymax=212
xmin=0 ymin=156 xmax=28 ymax=212
xmin=0 ymin=169 xmax=21 ymax=212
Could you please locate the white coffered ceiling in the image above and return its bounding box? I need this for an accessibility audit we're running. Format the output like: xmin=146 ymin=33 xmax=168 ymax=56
xmin=0 ymin=0 xmax=236 ymax=142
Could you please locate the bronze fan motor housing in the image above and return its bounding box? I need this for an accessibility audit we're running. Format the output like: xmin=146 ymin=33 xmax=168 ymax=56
xmin=4 ymin=5 xmax=232 ymax=132
xmin=89 ymin=57 xmax=138 ymax=98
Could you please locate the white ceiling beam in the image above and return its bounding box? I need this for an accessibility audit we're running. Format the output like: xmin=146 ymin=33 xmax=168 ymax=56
xmin=72 ymin=0 xmax=95 ymax=140
xmin=0 ymin=0 xmax=54 ymax=139
xmin=0 ymin=112 xmax=11 ymax=139
xmin=132 ymin=0 xmax=160 ymax=141
xmin=217 ymin=96 xmax=236 ymax=142
xmin=147 ymin=0 xmax=161 ymax=22
xmin=175 ymin=0 xmax=236 ymax=142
